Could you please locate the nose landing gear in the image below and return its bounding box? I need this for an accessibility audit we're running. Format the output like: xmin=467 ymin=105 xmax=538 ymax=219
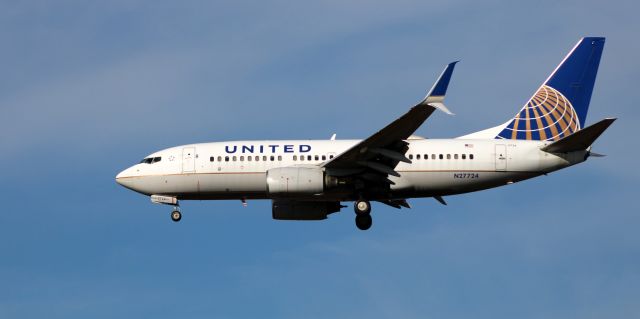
xmin=170 ymin=209 xmax=182 ymax=222
xmin=150 ymin=195 xmax=182 ymax=223
xmin=354 ymin=200 xmax=372 ymax=230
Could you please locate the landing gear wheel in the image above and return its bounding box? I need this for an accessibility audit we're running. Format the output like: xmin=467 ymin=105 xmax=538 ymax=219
xmin=354 ymin=200 xmax=371 ymax=215
xmin=171 ymin=210 xmax=182 ymax=222
xmin=355 ymin=214 xmax=373 ymax=231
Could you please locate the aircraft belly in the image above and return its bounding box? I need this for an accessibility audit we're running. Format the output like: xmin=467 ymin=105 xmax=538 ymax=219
xmin=197 ymin=172 xmax=266 ymax=193
xmin=126 ymin=172 xmax=267 ymax=199
xmin=156 ymin=174 xmax=200 ymax=194
xmin=395 ymin=170 xmax=540 ymax=197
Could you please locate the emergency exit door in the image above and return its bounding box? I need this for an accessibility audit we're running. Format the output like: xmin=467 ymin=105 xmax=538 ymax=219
xmin=182 ymin=147 xmax=196 ymax=173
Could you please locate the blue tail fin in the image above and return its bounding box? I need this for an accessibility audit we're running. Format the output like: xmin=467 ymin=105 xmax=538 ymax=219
xmin=496 ymin=37 xmax=605 ymax=141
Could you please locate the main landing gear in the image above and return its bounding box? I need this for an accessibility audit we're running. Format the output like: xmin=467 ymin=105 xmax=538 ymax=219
xmin=354 ymin=200 xmax=373 ymax=231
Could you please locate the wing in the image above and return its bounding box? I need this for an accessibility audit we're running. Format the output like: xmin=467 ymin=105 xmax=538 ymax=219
xmin=322 ymin=62 xmax=458 ymax=189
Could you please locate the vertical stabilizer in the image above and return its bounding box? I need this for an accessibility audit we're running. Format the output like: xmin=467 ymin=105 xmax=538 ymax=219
xmin=494 ymin=37 xmax=605 ymax=141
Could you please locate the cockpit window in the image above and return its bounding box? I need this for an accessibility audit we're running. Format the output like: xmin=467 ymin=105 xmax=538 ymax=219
xmin=140 ymin=157 xmax=160 ymax=164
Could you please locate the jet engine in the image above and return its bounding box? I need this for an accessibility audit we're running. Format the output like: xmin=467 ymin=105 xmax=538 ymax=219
xmin=266 ymin=166 xmax=337 ymax=195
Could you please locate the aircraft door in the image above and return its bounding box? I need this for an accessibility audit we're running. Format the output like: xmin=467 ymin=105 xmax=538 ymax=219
xmin=495 ymin=144 xmax=507 ymax=171
xmin=182 ymin=147 xmax=196 ymax=173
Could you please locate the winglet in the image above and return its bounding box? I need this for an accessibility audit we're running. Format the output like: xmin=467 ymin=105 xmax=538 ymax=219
xmin=418 ymin=61 xmax=458 ymax=115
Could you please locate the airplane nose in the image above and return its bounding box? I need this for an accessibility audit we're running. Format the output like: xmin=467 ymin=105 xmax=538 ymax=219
xmin=115 ymin=170 xmax=125 ymax=185
xmin=115 ymin=166 xmax=145 ymax=193
xmin=115 ymin=170 xmax=126 ymax=186
xmin=115 ymin=167 xmax=134 ymax=188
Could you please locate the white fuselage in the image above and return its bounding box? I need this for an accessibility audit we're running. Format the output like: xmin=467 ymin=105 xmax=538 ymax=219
xmin=115 ymin=138 xmax=586 ymax=201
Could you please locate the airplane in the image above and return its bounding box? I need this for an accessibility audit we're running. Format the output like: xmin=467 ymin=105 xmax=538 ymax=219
xmin=116 ymin=37 xmax=614 ymax=230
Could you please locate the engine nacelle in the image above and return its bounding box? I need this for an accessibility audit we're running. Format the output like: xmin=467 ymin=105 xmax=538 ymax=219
xmin=266 ymin=166 xmax=326 ymax=195
xmin=272 ymin=200 xmax=342 ymax=220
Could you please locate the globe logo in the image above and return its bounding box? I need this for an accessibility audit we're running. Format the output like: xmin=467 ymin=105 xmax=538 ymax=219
xmin=498 ymin=85 xmax=580 ymax=141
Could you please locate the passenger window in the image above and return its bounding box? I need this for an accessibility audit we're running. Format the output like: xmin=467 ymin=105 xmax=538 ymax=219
xmin=248 ymin=156 xmax=252 ymax=162
xmin=439 ymin=154 xmax=443 ymax=160
xmin=240 ymin=156 xmax=244 ymax=161
xmin=424 ymin=154 xmax=428 ymax=160
xmin=454 ymin=154 xmax=458 ymax=159
xmin=416 ymin=154 xmax=421 ymax=160
xmin=314 ymin=155 xmax=319 ymax=161
xmin=233 ymin=156 xmax=237 ymax=161
xmin=322 ymin=155 xmax=326 ymax=160
xmin=270 ymin=156 xmax=275 ymax=161
xmin=470 ymin=154 xmax=474 ymax=160
xmin=409 ymin=154 xmax=413 ymax=160
xmin=255 ymin=156 xmax=260 ymax=161
xmin=293 ymin=155 xmax=297 ymax=161
xmin=432 ymin=154 xmax=436 ymax=160
xmin=330 ymin=155 xmax=334 ymax=159
xmin=462 ymin=154 xmax=466 ymax=160
xmin=300 ymin=155 xmax=304 ymax=161
xmin=278 ymin=155 xmax=282 ymax=161
xmin=225 ymin=156 xmax=229 ymax=162
xmin=210 ymin=156 xmax=214 ymax=162
xmin=307 ymin=155 xmax=312 ymax=161
xmin=263 ymin=156 xmax=267 ymax=161
xmin=218 ymin=156 xmax=222 ymax=162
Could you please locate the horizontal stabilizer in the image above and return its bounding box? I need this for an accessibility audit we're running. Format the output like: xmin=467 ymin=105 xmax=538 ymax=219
xmin=541 ymin=118 xmax=616 ymax=153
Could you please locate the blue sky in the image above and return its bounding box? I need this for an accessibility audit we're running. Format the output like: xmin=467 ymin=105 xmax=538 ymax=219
xmin=1 ymin=1 xmax=638 ymax=318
